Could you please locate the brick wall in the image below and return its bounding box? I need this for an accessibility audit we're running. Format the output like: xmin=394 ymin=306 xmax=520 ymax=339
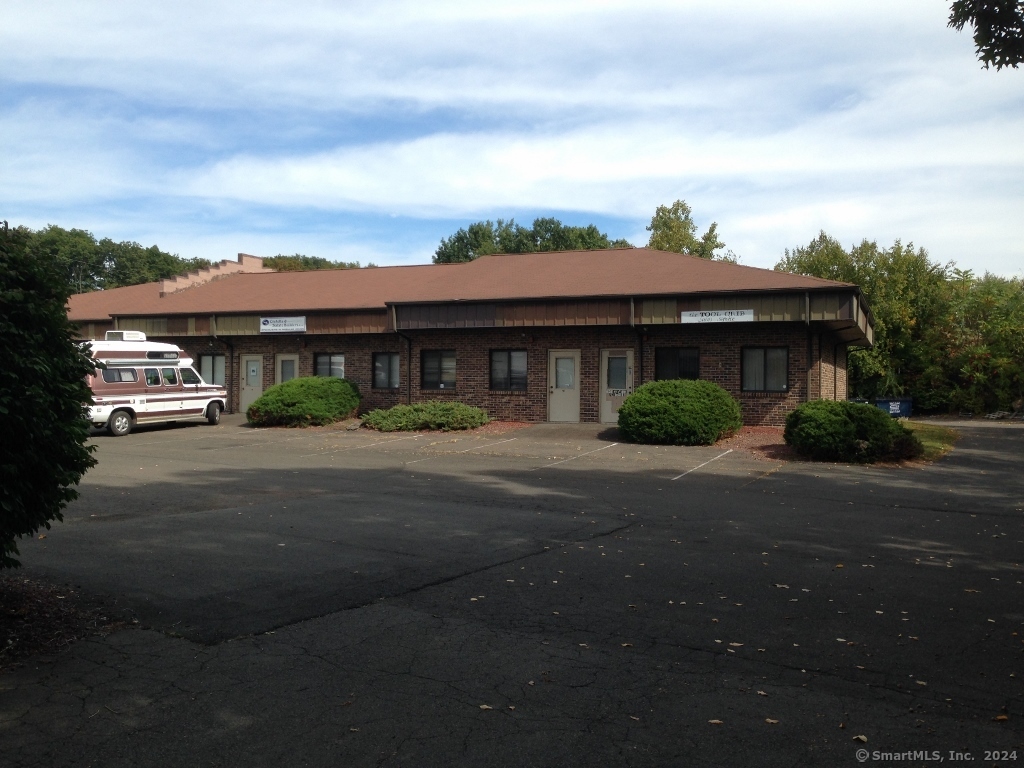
xmin=155 ymin=324 xmax=851 ymax=426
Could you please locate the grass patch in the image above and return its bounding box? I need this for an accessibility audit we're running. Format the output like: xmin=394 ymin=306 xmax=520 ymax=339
xmin=904 ymin=421 xmax=960 ymax=461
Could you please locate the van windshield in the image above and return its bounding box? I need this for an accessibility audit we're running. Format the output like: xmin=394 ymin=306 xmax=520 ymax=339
xmin=181 ymin=368 xmax=202 ymax=385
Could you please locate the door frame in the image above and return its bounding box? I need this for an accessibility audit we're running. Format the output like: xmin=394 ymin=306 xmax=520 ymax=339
xmin=599 ymin=348 xmax=634 ymax=424
xmin=239 ymin=354 xmax=264 ymax=413
xmin=547 ymin=349 xmax=582 ymax=423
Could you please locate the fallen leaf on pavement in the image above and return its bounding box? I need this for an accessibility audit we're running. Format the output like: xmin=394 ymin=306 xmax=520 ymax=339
xmin=708 ymin=719 xmax=724 ymax=725
xmin=766 ymin=718 xmax=779 ymax=724
xmin=479 ymin=705 xmax=493 ymax=710
xmin=853 ymin=735 xmax=867 ymax=742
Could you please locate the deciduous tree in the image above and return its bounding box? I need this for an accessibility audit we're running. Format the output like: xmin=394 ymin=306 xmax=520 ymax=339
xmin=645 ymin=200 xmax=734 ymax=261
xmin=433 ymin=218 xmax=631 ymax=264
xmin=949 ymin=0 xmax=1024 ymax=69
xmin=0 ymin=223 xmax=97 ymax=569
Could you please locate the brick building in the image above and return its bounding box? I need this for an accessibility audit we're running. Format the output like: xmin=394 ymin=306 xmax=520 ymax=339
xmin=67 ymin=248 xmax=874 ymax=426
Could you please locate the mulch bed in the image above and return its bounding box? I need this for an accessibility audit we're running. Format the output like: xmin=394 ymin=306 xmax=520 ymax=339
xmin=0 ymin=573 xmax=129 ymax=673
xmin=715 ymin=426 xmax=796 ymax=461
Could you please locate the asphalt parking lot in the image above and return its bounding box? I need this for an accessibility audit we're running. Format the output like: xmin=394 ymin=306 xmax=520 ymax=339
xmin=2 ymin=416 xmax=1022 ymax=767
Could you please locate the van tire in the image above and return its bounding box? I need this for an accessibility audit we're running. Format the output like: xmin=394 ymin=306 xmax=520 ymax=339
xmin=108 ymin=410 xmax=133 ymax=437
xmin=206 ymin=403 xmax=222 ymax=425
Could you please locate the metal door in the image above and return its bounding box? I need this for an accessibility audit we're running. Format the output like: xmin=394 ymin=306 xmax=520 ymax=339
xmin=547 ymin=349 xmax=581 ymax=422
xmin=600 ymin=349 xmax=634 ymax=423
xmin=240 ymin=355 xmax=263 ymax=412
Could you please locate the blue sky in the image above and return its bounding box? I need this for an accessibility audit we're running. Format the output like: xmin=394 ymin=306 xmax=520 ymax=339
xmin=3 ymin=1 xmax=1022 ymax=276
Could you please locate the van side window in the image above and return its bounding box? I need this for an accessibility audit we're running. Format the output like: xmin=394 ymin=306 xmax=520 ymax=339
xmin=161 ymin=368 xmax=178 ymax=386
xmin=101 ymin=368 xmax=138 ymax=383
xmin=181 ymin=368 xmax=202 ymax=385
xmin=144 ymin=368 xmax=161 ymax=386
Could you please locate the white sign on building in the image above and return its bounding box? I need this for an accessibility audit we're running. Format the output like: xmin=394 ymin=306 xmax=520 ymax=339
xmin=260 ymin=316 xmax=307 ymax=333
xmin=680 ymin=309 xmax=755 ymax=324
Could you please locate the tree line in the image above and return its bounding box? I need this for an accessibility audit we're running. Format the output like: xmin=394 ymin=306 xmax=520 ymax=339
xmin=777 ymin=233 xmax=1023 ymax=414
xmin=15 ymin=225 xmax=375 ymax=293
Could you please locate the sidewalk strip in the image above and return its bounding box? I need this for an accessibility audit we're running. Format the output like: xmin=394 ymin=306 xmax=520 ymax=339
xmin=670 ymin=449 xmax=733 ymax=481
xmin=539 ymin=443 xmax=618 ymax=468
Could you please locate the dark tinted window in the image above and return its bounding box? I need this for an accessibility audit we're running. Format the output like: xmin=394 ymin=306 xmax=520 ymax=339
xmin=490 ymin=350 xmax=527 ymax=390
xmin=422 ymin=350 xmax=456 ymax=389
xmin=314 ymin=353 xmax=345 ymax=378
xmin=655 ymin=348 xmax=700 ymax=380
xmin=742 ymin=347 xmax=788 ymax=392
xmin=373 ymin=353 xmax=400 ymax=389
xmin=101 ymin=368 xmax=138 ymax=383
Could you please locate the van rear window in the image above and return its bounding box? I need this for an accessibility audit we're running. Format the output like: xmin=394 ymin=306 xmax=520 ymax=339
xmin=101 ymin=368 xmax=138 ymax=383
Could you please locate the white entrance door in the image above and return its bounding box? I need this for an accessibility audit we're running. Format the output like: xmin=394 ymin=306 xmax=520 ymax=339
xmin=600 ymin=349 xmax=634 ymax=423
xmin=276 ymin=354 xmax=300 ymax=384
xmin=240 ymin=355 xmax=263 ymax=412
xmin=547 ymin=349 xmax=581 ymax=422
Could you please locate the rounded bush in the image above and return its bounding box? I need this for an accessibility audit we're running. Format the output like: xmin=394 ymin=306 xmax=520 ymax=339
xmin=361 ymin=401 xmax=489 ymax=432
xmin=617 ymin=380 xmax=742 ymax=445
xmin=246 ymin=377 xmax=361 ymax=427
xmin=784 ymin=400 xmax=923 ymax=463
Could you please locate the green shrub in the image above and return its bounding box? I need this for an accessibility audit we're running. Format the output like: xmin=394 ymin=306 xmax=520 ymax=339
xmin=361 ymin=401 xmax=489 ymax=432
xmin=784 ymin=400 xmax=924 ymax=463
xmin=617 ymin=380 xmax=742 ymax=445
xmin=1 ymin=224 xmax=97 ymax=569
xmin=246 ymin=377 xmax=361 ymax=427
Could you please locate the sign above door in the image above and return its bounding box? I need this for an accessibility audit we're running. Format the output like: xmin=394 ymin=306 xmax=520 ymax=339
xmin=680 ymin=309 xmax=754 ymax=323
xmin=260 ymin=316 xmax=306 ymax=333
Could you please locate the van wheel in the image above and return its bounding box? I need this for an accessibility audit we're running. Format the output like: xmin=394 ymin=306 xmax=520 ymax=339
xmin=206 ymin=403 xmax=222 ymax=425
xmin=108 ymin=410 xmax=133 ymax=437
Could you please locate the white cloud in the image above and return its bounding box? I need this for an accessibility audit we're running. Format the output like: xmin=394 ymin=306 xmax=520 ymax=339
xmin=1 ymin=0 xmax=1022 ymax=275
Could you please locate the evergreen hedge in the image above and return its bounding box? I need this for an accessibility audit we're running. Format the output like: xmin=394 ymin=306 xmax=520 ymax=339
xmin=246 ymin=377 xmax=361 ymax=427
xmin=617 ymin=380 xmax=742 ymax=445
xmin=361 ymin=401 xmax=489 ymax=432
xmin=784 ymin=400 xmax=923 ymax=463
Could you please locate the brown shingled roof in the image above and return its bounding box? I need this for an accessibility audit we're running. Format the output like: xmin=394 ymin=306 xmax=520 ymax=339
xmin=67 ymin=248 xmax=854 ymax=322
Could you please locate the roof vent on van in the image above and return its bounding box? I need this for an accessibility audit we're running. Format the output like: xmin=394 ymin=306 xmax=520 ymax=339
xmin=105 ymin=331 xmax=147 ymax=341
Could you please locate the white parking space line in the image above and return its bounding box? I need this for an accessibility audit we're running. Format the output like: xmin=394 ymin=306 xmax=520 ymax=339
xmin=670 ymin=449 xmax=733 ymax=481
xmin=457 ymin=437 xmax=518 ymax=453
xmin=405 ymin=437 xmax=520 ymax=465
xmin=539 ymin=443 xmax=618 ymax=468
xmin=299 ymin=434 xmax=423 ymax=458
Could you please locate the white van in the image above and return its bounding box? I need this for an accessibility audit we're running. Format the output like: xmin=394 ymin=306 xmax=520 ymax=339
xmin=86 ymin=331 xmax=228 ymax=436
